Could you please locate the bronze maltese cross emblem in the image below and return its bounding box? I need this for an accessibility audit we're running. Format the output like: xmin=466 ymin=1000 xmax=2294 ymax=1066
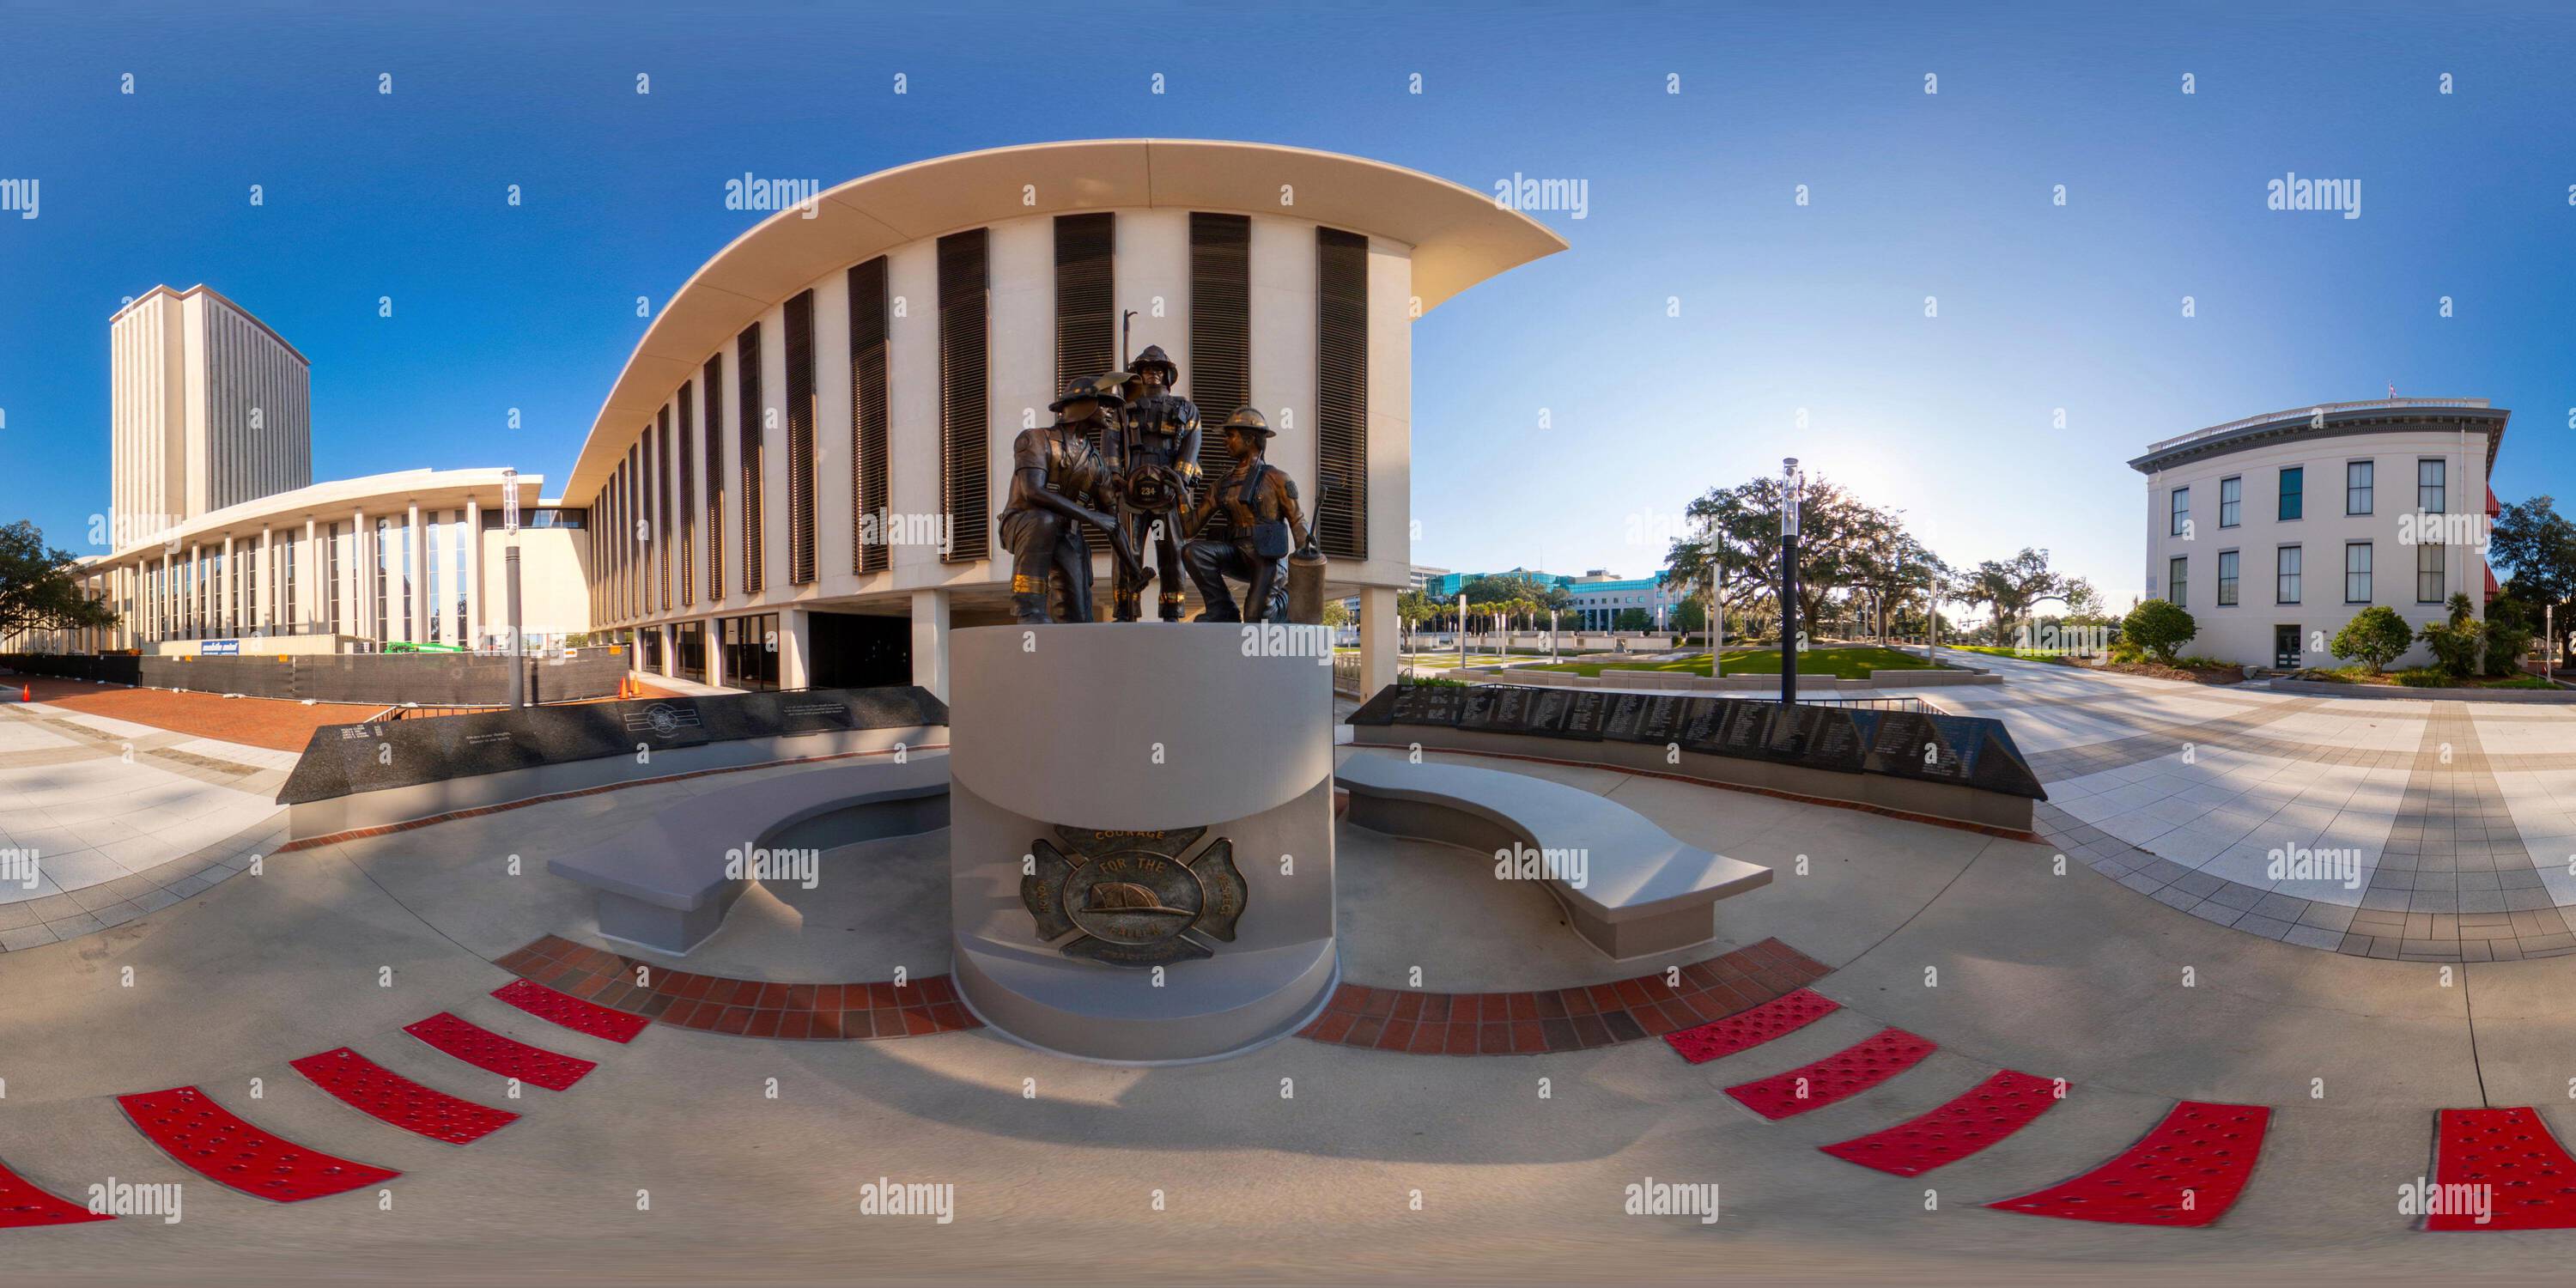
xmin=1020 ymin=826 xmax=1247 ymax=967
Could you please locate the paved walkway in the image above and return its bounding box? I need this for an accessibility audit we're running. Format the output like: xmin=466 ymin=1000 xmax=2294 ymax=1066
xmin=1903 ymin=655 xmax=2576 ymax=961
xmin=0 ymin=693 xmax=287 ymax=951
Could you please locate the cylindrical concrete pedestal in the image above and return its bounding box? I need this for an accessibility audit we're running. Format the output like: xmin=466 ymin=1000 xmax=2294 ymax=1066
xmin=948 ymin=623 xmax=1338 ymax=1063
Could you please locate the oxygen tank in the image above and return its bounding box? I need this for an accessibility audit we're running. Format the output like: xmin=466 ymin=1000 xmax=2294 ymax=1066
xmin=1288 ymin=549 xmax=1329 ymax=625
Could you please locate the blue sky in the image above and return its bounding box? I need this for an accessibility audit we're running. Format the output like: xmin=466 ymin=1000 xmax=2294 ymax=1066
xmin=4 ymin=2 xmax=2573 ymax=607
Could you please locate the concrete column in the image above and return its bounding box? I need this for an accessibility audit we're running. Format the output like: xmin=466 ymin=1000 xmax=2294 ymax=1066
xmin=352 ymin=509 xmax=368 ymax=644
xmin=465 ymin=496 xmax=483 ymax=649
xmin=1359 ymin=585 xmax=1399 ymax=696
xmin=258 ymin=527 xmax=273 ymax=633
xmin=302 ymin=517 xmax=317 ymax=634
xmin=703 ymin=615 xmax=726 ymax=688
xmin=910 ymin=586 xmax=950 ymax=702
xmin=407 ymin=500 xmax=424 ymax=645
xmin=660 ymin=623 xmax=677 ymax=678
xmin=778 ymin=606 xmax=811 ymax=689
xmin=189 ymin=543 xmax=202 ymax=639
xmin=220 ymin=534 xmax=234 ymax=636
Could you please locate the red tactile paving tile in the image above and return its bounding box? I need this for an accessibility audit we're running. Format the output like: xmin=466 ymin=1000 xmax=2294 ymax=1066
xmin=1724 ymin=1028 xmax=1936 ymax=1120
xmin=0 ymin=1157 xmax=112 ymax=1228
xmin=493 ymin=935 xmax=977 ymax=1042
xmin=116 ymin=1086 xmax=400 ymax=1203
xmin=1987 ymin=1101 xmax=2271 ymax=1227
xmin=289 ymin=1048 xmax=520 ymax=1145
xmin=492 ymin=978 xmax=651 ymax=1043
xmin=2429 ymin=1106 xmax=2576 ymax=1230
xmin=1664 ymin=988 xmax=1841 ymax=1065
xmin=403 ymin=1012 xmax=598 ymax=1091
xmin=1286 ymin=937 xmax=1833 ymax=1057
xmin=1819 ymin=1069 xmax=2063 ymax=1176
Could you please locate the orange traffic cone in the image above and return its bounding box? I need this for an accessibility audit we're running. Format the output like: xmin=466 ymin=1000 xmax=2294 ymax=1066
xmin=17 ymin=684 xmax=28 ymax=702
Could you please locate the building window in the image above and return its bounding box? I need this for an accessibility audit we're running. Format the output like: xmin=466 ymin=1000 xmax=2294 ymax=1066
xmin=2219 ymin=476 xmax=2240 ymax=527
xmin=850 ymin=257 xmax=891 ymax=575
xmin=677 ymin=381 xmax=695 ymax=608
xmin=2278 ymin=466 xmax=2303 ymax=521
xmin=936 ymin=229 xmax=989 ymax=563
xmin=704 ymin=355 xmax=726 ymax=602
xmin=2346 ymin=460 xmax=2373 ymax=515
xmin=2169 ymin=487 xmax=2190 ymax=537
xmin=2418 ymin=540 xmax=2445 ymax=603
xmin=2167 ymin=556 xmax=2187 ymax=608
xmin=2217 ymin=550 xmax=2239 ymax=605
xmin=1315 ymin=225 xmax=1370 ymax=559
xmin=2276 ymin=545 xmax=2302 ymax=605
xmin=784 ymin=289 xmax=817 ymax=586
xmin=2346 ymin=542 xmax=2372 ymax=604
xmin=2419 ymin=459 xmax=2446 ymax=514
xmin=737 ymin=324 xmax=766 ymax=591
xmin=327 ymin=523 xmax=343 ymax=635
xmin=1053 ymin=216 xmax=1115 ymax=456
xmin=374 ymin=518 xmax=392 ymax=640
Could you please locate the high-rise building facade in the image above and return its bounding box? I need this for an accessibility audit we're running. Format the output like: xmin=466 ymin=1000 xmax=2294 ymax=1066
xmin=110 ymin=284 xmax=312 ymax=549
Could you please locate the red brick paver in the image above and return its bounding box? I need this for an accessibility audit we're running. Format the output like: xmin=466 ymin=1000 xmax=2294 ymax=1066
xmin=1297 ymin=937 xmax=1832 ymax=1056
xmin=499 ymin=936 xmax=978 ymax=1042
xmin=7 ymin=675 xmax=377 ymax=752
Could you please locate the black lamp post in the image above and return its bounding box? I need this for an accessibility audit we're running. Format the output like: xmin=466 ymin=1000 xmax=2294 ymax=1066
xmin=1778 ymin=457 xmax=1801 ymax=708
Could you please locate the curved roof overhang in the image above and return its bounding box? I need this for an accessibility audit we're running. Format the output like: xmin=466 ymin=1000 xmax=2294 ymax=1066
xmin=2128 ymin=401 xmax=2508 ymax=477
xmin=564 ymin=138 xmax=1568 ymax=500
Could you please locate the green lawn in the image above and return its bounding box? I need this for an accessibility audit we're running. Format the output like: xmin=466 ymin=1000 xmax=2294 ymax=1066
xmin=1521 ymin=646 xmax=1951 ymax=680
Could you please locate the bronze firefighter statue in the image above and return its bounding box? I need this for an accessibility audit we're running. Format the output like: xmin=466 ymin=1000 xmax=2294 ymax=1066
xmin=1108 ymin=343 xmax=1202 ymax=623
xmin=1182 ymin=407 xmax=1315 ymax=623
xmin=999 ymin=375 xmax=1141 ymax=623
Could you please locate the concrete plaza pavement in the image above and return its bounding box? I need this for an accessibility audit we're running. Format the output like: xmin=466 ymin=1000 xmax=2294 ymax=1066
xmin=3 ymin=690 xmax=2575 ymax=1280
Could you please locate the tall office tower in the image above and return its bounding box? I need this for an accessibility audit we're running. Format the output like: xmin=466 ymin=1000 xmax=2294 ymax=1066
xmin=109 ymin=284 xmax=312 ymax=549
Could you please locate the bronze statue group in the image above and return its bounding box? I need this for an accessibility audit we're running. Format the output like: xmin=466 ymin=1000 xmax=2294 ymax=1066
xmin=1001 ymin=344 xmax=1322 ymax=625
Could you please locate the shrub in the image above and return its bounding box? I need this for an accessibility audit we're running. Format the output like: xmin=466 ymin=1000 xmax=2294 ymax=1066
xmin=2107 ymin=640 xmax=2146 ymax=665
xmin=2417 ymin=592 xmax=2484 ymax=678
xmin=2330 ymin=605 xmax=2415 ymax=674
xmin=2120 ymin=598 xmax=2198 ymax=664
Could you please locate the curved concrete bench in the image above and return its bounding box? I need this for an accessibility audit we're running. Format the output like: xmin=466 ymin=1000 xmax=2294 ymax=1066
xmin=549 ymin=756 xmax=951 ymax=954
xmin=1334 ymin=753 xmax=1770 ymax=960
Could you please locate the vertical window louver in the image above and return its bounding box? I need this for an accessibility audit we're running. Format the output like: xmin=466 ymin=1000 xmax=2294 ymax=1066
xmin=657 ymin=407 xmax=673 ymax=611
xmin=849 ymin=257 xmax=891 ymax=574
xmin=1188 ymin=212 xmax=1252 ymax=526
xmin=703 ymin=355 xmax=725 ymax=602
xmin=785 ymin=289 xmax=817 ymax=586
xmin=738 ymin=323 xmax=766 ymax=593
xmin=627 ymin=446 xmax=643 ymax=615
xmin=677 ymin=381 xmax=696 ymax=608
xmin=938 ymin=228 xmax=991 ymax=562
xmin=1315 ymin=226 xmax=1370 ymax=560
xmin=1054 ymin=213 xmax=1116 ymax=454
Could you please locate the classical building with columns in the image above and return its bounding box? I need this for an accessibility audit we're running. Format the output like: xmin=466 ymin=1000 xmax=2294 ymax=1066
xmin=49 ymin=467 xmax=589 ymax=657
xmin=568 ymin=138 xmax=1564 ymax=697
xmin=33 ymin=285 xmax=587 ymax=658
